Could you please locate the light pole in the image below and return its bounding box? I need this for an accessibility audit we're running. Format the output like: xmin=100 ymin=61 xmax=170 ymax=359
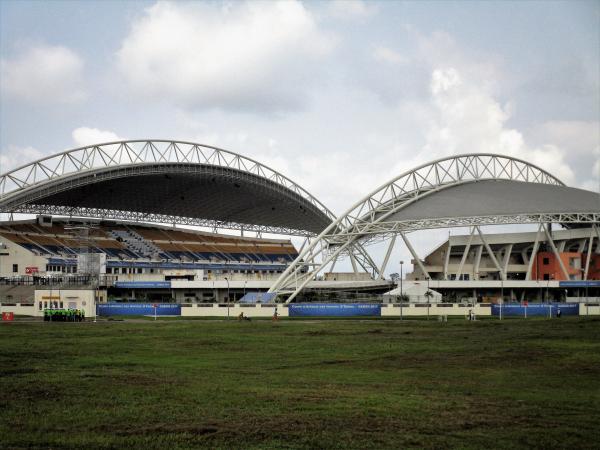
xmin=547 ymin=274 xmax=554 ymax=318
xmin=426 ymin=276 xmax=430 ymax=320
xmin=400 ymin=261 xmax=404 ymax=321
xmin=225 ymin=277 xmax=230 ymax=320
xmin=499 ymin=278 xmax=504 ymax=320
xmin=243 ymin=280 xmax=247 ymax=299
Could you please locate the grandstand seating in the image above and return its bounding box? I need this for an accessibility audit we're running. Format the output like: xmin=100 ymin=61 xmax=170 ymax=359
xmin=0 ymin=219 xmax=298 ymax=269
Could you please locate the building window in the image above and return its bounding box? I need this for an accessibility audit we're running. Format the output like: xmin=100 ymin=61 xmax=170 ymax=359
xmin=137 ymin=268 xmax=142 ymax=274
xmin=543 ymin=258 xmax=550 ymax=265
xmin=543 ymin=274 xmax=550 ymax=280
xmin=12 ymin=264 xmax=18 ymax=273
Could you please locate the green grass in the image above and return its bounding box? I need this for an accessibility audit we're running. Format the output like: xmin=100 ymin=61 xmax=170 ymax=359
xmin=1 ymin=317 xmax=599 ymax=449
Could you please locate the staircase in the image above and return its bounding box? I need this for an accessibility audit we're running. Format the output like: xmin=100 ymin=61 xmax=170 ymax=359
xmin=109 ymin=229 xmax=161 ymax=259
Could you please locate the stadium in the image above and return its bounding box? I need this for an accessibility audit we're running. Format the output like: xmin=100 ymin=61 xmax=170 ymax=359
xmin=0 ymin=140 xmax=598 ymax=319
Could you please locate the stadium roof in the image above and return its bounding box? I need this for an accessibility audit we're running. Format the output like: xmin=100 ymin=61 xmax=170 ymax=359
xmin=380 ymin=180 xmax=600 ymax=227
xmin=269 ymin=154 xmax=600 ymax=301
xmin=0 ymin=140 xmax=334 ymax=236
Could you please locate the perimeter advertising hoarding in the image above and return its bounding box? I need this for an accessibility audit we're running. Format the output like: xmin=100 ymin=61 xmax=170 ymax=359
xmin=114 ymin=281 xmax=172 ymax=289
xmin=289 ymin=303 xmax=381 ymax=317
xmin=97 ymin=303 xmax=181 ymax=316
xmin=491 ymin=303 xmax=578 ymax=317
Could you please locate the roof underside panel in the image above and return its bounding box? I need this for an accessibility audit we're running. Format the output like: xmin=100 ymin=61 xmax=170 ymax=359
xmin=383 ymin=180 xmax=600 ymax=222
xmin=17 ymin=168 xmax=332 ymax=234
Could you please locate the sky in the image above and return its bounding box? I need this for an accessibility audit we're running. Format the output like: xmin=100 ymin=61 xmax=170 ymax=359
xmin=1 ymin=0 xmax=599 ymax=276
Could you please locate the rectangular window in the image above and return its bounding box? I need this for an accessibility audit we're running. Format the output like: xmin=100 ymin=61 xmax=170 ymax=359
xmin=543 ymin=274 xmax=550 ymax=280
xmin=12 ymin=264 xmax=18 ymax=273
xmin=543 ymin=258 xmax=550 ymax=265
xmin=137 ymin=268 xmax=142 ymax=274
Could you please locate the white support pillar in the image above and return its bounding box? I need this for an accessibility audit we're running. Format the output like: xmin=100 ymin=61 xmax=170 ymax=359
xmin=595 ymin=226 xmax=600 ymax=254
xmin=349 ymin=251 xmax=358 ymax=273
xmin=526 ymin=223 xmax=543 ymax=281
xmin=583 ymin=227 xmax=595 ymax=281
xmin=473 ymin=245 xmax=483 ymax=280
xmin=329 ymin=254 xmax=339 ymax=273
xmin=476 ymin=226 xmax=504 ymax=280
xmin=543 ymin=224 xmax=569 ymax=280
xmin=378 ymin=235 xmax=397 ymax=280
xmin=443 ymin=241 xmax=452 ymax=280
xmin=557 ymin=240 xmax=566 ymax=253
xmin=401 ymin=233 xmax=430 ymax=280
xmin=521 ymin=248 xmax=530 ymax=266
xmin=351 ymin=244 xmax=381 ymax=277
xmin=285 ymin=239 xmax=354 ymax=303
xmin=456 ymin=227 xmax=476 ymax=281
xmin=577 ymin=239 xmax=587 ymax=253
xmin=502 ymin=244 xmax=513 ymax=279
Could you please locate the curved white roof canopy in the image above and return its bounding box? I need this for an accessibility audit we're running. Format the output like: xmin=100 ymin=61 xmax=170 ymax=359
xmin=0 ymin=140 xmax=335 ymax=236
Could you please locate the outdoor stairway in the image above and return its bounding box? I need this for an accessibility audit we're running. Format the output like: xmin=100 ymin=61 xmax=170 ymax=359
xmin=109 ymin=229 xmax=162 ymax=259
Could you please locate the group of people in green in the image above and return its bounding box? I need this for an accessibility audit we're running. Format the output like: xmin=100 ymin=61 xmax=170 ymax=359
xmin=43 ymin=309 xmax=86 ymax=322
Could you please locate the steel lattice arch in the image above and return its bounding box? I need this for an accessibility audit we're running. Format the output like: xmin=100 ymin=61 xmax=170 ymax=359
xmin=268 ymin=154 xmax=600 ymax=302
xmin=0 ymin=140 xmax=336 ymax=236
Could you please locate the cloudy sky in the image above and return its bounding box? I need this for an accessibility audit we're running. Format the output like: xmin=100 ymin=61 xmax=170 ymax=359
xmin=1 ymin=0 xmax=599 ymax=274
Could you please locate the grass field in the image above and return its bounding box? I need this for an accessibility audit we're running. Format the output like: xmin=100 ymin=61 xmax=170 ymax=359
xmin=1 ymin=317 xmax=599 ymax=449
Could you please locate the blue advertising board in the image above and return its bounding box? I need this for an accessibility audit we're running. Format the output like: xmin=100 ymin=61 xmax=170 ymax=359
xmin=97 ymin=303 xmax=181 ymax=316
xmin=559 ymin=280 xmax=600 ymax=288
xmin=114 ymin=281 xmax=172 ymax=289
xmin=491 ymin=303 xmax=579 ymax=317
xmin=289 ymin=303 xmax=381 ymax=317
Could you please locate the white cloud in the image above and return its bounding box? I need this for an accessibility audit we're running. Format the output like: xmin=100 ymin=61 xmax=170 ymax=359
xmin=116 ymin=1 xmax=336 ymax=113
xmin=1 ymin=44 xmax=86 ymax=104
xmin=0 ymin=145 xmax=46 ymax=173
xmin=328 ymin=0 xmax=378 ymax=19
xmin=417 ymin=67 xmax=575 ymax=184
xmin=72 ymin=127 xmax=122 ymax=147
xmin=372 ymin=46 xmax=407 ymax=65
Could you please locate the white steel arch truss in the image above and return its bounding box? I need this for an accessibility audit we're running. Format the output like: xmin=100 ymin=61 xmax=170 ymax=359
xmin=268 ymin=153 xmax=599 ymax=302
xmin=0 ymin=140 xmax=336 ymax=236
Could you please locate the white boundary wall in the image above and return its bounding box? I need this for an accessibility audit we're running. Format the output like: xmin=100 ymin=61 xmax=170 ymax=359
xmin=182 ymin=304 xmax=288 ymax=318
xmin=381 ymin=303 xmax=491 ymax=317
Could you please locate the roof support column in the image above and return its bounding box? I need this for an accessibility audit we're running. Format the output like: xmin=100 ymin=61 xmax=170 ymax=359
xmin=401 ymin=232 xmax=430 ymax=280
xmin=583 ymin=226 xmax=595 ymax=280
xmin=526 ymin=223 xmax=543 ymax=281
xmin=443 ymin=240 xmax=452 ymax=280
xmin=456 ymin=226 xmax=476 ymax=281
xmin=476 ymin=226 xmax=504 ymax=280
xmin=285 ymin=239 xmax=354 ymax=303
xmin=502 ymin=244 xmax=513 ymax=279
xmin=543 ymin=224 xmax=569 ymax=280
xmin=473 ymin=245 xmax=483 ymax=280
xmin=349 ymin=251 xmax=358 ymax=273
xmin=378 ymin=234 xmax=397 ymax=280
xmin=329 ymin=254 xmax=339 ymax=273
